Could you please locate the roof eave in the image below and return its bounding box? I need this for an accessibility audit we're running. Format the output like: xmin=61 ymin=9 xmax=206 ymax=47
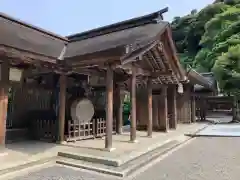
xmin=67 ymin=7 xmax=169 ymax=41
xmin=187 ymin=69 xmax=215 ymax=90
xmin=0 ymin=12 xmax=68 ymax=42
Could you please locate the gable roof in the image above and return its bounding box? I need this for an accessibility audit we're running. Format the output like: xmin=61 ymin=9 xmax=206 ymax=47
xmin=65 ymin=8 xmax=169 ymax=58
xmin=194 ymin=72 xmax=217 ymax=92
xmin=0 ymin=12 xmax=68 ymax=60
xmin=65 ymin=22 xmax=168 ymax=58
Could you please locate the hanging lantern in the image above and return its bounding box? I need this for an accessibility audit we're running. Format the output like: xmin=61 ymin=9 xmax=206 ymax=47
xmin=177 ymin=83 xmax=184 ymax=94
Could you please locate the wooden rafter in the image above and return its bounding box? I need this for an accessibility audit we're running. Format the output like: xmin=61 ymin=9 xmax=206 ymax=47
xmin=121 ymin=40 xmax=159 ymax=65
xmin=164 ymin=26 xmax=186 ymax=80
xmin=149 ymin=49 xmax=165 ymax=71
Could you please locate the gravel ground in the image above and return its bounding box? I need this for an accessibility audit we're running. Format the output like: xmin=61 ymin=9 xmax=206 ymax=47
xmin=132 ymin=137 xmax=240 ymax=180
xmin=9 ymin=137 xmax=240 ymax=180
xmin=8 ymin=165 xmax=117 ymax=180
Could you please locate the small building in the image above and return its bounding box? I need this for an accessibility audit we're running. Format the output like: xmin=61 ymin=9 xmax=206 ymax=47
xmin=0 ymin=9 xmax=213 ymax=151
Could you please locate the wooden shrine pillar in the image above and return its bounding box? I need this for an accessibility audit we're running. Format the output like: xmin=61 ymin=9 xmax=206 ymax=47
xmin=168 ymin=86 xmax=177 ymax=129
xmin=152 ymin=97 xmax=159 ymax=130
xmin=116 ymin=85 xmax=123 ymax=134
xmin=191 ymin=95 xmax=196 ymax=123
xmin=105 ymin=65 xmax=114 ymax=150
xmin=158 ymin=87 xmax=168 ymax=132
xmin=58 ymin=74 xmax=67 ymax=143
xmin=130 ymin=65 xmax=137 ymax=142
xmin=147 ymin=78 xmax=153 ymax=137
xmin=0 ymin=61 xmax=10 ymax=147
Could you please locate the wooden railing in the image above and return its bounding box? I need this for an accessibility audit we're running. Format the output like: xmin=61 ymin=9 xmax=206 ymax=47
xmin=66 ymin=117 xmax=117 ymax=142
xmin=67 ymin=120 xmax=94 ymax=142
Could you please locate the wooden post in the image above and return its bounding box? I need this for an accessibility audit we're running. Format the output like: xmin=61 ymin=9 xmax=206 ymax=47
xmin=191 ymin=95 xmax=196 ymax=123
xmin=169 ymin=86 xmax=177 ymax=129
xmin=116 ymin=85 xmax=123 ymax=134
xmin=105 ymin=65 xmax=114 ymax=150
xmin=152 ymin=97 xmax=159 ymax=130
xmin=147 ymin=78 xmax=153 ymax=137
xmin=159 ymin=87 xmax=168 ymax=132
xmin=130 ymin=65 xmax=137 ymax=142
xmin=0 ymin=61 xmax=9 ymax=147
xmin=0 ymin=88 xmax=8 ymax=146
xmin=58 ymin=74 xmax=66 ymax=143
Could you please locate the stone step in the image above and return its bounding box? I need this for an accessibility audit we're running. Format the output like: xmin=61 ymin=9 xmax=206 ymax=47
xmin=56 ymin=140 xmax=182 ymax=177
xmin=58 ymin=151 xmax=120 ymax=167
xmin=0 ymin=156 xmax=56 ymax=177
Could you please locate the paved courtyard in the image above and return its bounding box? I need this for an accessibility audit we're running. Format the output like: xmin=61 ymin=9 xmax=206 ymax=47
xmin=6 ymin=136 xmax=240 ymax=180
xmin=196 ymin=124 xmax=240 ymax=136
xmin=131 ymin=137 xmax=240 ymax=180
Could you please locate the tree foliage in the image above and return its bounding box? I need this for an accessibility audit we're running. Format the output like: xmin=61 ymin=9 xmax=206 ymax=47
xmin=171 ymin=0 xmax=240 ymax=94
xmin=213 ymin=45 xmax=240 ymax=95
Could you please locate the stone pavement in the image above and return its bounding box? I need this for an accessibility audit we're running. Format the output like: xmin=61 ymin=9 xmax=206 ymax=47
xmin=195 ymin=124 xmax=240 ymax=137
xmin=3 ymin=164 xmax=119 ymax=180
xmin=6 ymin=136 xmax=240 ymax=180
xmin=0 ymin=123 xmax=208 ymax=179
xmin=0 ymin=142 xmax=69 ymax=171
xmin=206 ymin=112 xmax=233 ymax=124
xmin=58 ymin=123 xmax=207 ymax=165
xmin=130 ymin=137 xmax=240 ymax=180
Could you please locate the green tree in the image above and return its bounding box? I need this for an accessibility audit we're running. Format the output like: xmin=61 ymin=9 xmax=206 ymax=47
xmin=213 ymin=45 xmax=240 ymax=95
xmin=172 ymin=0 xmax=240 ymax=95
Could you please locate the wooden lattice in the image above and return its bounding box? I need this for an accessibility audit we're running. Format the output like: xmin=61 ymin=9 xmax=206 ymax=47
xmin=95 ymin=118 xmax=106 ymax=137
xmin=66 ymin=120 xmax=94 ymax=142
xmin=66 ymin=117 xmax=117 ymax=142
xmin=95 ymin=117 xmax=117 ymax=137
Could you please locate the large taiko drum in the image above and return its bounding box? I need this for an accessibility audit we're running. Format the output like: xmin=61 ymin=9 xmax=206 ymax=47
xmin=70 ymin=98 xmax=95 ymax=123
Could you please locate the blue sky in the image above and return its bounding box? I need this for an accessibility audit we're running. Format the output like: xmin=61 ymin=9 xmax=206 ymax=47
xmin=1 ymin=0 xmax=213 ymax=36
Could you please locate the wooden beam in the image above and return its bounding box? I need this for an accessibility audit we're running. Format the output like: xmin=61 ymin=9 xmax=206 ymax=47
xmin=105 ymin=65 xmax=114 ymax=150
xmin=58 ymin=74 xmax=66 ymax=143
xmin=74 ymin=68 xmax=105 ymax=76
xmin=130 ymin=64 xmax=137 ymax=142
xmin=0 ymin=45 xmax=57 ymax=64
xmin=147 ymin=78 xmax=153 ymax=137
xmin=165 ymin=27 xmax=186 ymax=79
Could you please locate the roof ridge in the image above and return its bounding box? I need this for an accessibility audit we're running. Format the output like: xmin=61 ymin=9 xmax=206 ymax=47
xmin=67 ymin=7 xmax=168 ymax=42
xmin=0 ymin=12 xmax=68 ymax=42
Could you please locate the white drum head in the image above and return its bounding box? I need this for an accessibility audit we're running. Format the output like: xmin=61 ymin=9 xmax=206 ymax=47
xmin=71 ymin=98 xmax=95 ymax=123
